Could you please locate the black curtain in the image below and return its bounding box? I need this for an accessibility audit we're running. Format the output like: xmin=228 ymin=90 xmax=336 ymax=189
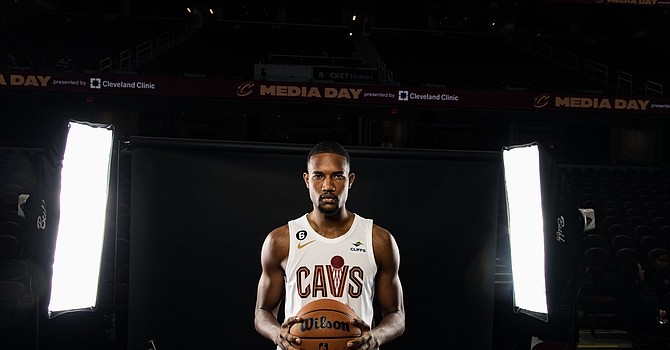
xmin=127 ymin=138 xmax=501 ymax=350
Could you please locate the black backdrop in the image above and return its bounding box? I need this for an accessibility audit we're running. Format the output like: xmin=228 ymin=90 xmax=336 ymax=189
xmin=127 ymin=137 xmax=502 ymax=350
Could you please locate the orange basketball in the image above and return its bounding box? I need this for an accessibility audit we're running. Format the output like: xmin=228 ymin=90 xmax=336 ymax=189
xmin=288 ymin=299 xmax=362 ymax=350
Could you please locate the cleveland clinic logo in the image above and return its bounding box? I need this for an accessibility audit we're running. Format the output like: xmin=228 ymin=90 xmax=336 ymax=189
xmin=90 ymin=78 xmax=101 ymax=89
xmin=398 ymin=90 xmax=409 ymax=101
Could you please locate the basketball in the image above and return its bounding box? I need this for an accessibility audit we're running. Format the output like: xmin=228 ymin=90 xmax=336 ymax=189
xmin=288 ymin=299 xmax=362 ymax=350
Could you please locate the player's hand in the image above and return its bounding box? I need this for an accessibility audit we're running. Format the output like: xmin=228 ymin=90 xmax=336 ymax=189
xmin=346 ymin=317 xmax=378 ymax=350
xmin=277 ymin=315 xmax=302 ymax=350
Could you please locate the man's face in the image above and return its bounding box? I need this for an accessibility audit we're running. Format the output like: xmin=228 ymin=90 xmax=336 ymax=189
xmin=303 ymin=153 xmax=354 ymax=216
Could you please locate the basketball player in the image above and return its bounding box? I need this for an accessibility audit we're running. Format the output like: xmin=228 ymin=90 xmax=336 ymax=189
xmin=254 ymin=141 xmax=405 ymax=350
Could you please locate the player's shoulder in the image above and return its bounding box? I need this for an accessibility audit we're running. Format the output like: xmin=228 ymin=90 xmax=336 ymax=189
xmin=264 ymin=224 xmax=291 ymax=257
xmin=268 ymin=224 xmax=290 ymax=240
xmin=372 ymin=222 xmax=391 ymax=235
xmin=371 ymin=223 xmax=394 ymax=243
xmin=370 ymin=223 xmax=400 ymax=265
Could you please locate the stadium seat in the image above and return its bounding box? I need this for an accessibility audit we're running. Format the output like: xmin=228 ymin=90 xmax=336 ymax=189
xmin=623 ymin=201 xmax=641 ymax=211
xmin=633 ymin=224 xmax=656 ymax=242
xmin=584 ymin=233 xmax=610 ymax=250
xmin=639 ymin=235 xmax=666 ymax=257
xmin=615 ymin=247 xmax=643 ymax=269
xmin=652 ymin=217 xmax=670 ymax=232
xmin=626 ymin=216 xmax=648 ymax=231
xmin=607 ymin=223 xmax=630 ymax=241
xmin=604 ymin=216 xmax=625 ymax=229
xmin=578 ymin=246 xmax=620 ymax=337
xmin=658 ymin=225 xmax=670 ymax=244
xmin=611 ymin=235 xmax=637 ymax=252
xmin=624 ymin=208 xmax=645 ymax=220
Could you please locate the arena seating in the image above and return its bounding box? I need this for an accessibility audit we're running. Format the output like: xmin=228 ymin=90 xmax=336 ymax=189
xmin=568 ymin=165 xmax=670 ymax=340
xmin=0 ymin=151 xmax=39 ymax=349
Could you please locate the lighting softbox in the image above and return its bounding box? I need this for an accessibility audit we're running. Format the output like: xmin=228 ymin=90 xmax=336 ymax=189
xmin=502 ymin=142 xmax=582 ymax=322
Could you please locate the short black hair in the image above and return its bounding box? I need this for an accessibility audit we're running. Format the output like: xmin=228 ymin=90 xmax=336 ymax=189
xmin=307 ymin=141 xmax=350 ymax=166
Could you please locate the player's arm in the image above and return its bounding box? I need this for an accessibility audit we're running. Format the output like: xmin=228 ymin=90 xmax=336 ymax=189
xmin=368 ymin=225 xmax=406 ymax=347
xmin=254 ymin=226 xmax=299 ymax=348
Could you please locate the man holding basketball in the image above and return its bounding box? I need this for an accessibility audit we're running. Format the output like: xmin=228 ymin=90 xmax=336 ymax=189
xmin=254 ymin=141 xmax=405 ymax=350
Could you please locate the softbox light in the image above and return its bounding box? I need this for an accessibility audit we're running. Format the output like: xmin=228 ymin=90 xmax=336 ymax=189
xmin=48 ymin=120 xmax=114 ymax=318
xmin=502 ymin=142 xmax=581 ymax=322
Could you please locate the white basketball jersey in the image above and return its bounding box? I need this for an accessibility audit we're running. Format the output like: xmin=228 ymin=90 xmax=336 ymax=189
xmin=284 ymin=213 xmax=377 ymax=327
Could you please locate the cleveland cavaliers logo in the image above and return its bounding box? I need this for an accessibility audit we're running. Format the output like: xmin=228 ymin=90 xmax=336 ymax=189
xmin=296 ymin=255 xmax=364 ymax=298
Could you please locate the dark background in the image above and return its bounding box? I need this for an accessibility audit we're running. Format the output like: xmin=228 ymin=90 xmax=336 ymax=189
xmin=127 ymin=138 xmax=501 ymax=350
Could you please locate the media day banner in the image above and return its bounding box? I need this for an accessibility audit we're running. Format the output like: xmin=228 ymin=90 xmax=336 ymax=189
xmin=1 ymin=70 xmax=670 ymax=115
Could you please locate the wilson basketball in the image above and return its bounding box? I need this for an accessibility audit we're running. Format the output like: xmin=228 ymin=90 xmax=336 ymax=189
xmin=288 ymin=299 xmax=362 ymax=350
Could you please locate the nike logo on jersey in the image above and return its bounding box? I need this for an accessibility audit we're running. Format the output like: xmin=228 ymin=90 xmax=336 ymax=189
xmin=297 ymin=240 xmax=316 ymax=249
